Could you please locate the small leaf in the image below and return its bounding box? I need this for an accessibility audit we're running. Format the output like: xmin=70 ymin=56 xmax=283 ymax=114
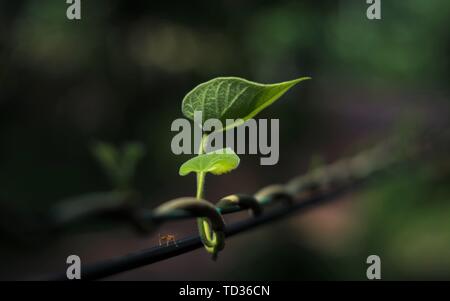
xmin=182 ymin=76 xmax=310 ymax=131
xmin=121 ymin=142 xmax=145 ymax=181
xmin=92 ymin=142 xmax=120 ymax=177
xmin=179 ymin=148 xmax=240 ymax=176
xmin=92 ymin=141 xmax=145 ymax=190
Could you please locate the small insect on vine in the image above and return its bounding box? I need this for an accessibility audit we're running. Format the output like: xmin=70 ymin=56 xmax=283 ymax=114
xmin=177 ymin=76 xmax=310 ymax=259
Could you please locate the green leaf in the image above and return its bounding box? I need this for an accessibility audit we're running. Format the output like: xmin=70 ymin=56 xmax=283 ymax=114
xmin=121 ymin=142 xmax=145 ymax=183
xmin=182 ymin=76 xmax=311 ymax=131
xmin=179 ymin=148 xmax=240 ymax=176
xmin=92 ymin=142 xmax=120 ymax=177
xmin=91 ymin=141 xmax=145 ymax=190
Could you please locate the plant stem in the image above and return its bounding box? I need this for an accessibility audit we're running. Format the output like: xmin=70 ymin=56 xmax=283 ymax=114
xmin=195 ymin=134 xmax=218 ymax=252
xmin=196 ymin=172 xmax=205 ymax=199
xmin=196 ymin=133 xmax=207 ymax=197
xmin=196 ymin=133 xmax=207 ymax=199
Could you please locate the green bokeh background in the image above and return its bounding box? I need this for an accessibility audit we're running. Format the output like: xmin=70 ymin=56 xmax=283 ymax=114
xmin=0 ymin=0 xmax=449 ymax=280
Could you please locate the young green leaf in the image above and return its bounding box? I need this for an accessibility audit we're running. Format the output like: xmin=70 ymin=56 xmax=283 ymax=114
xmin=179 ymin=148 xmax=240 ymax=176
xmin=92 ymin=142 xmax=121 ymax=179
xmin=182 ymin=76 xmax=311 ymax=130
xmin=91 ymin=141 xmax=145 ymax=190
xmin=121 ymin=142 xmax=145 ymax=182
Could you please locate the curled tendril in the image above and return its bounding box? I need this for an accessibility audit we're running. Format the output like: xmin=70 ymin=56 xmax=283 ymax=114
xmin=153 ymin=197 xmax=225 ymax=259
xmin=153 ymin=197 xmax=225 ymax=233
xmin=217 ymin=194 xmax=263 ymax=217
xmin=255 ymin=184 xmax=293 ymax=205
xmin=286 ymin=174 xmax=319 ymax=196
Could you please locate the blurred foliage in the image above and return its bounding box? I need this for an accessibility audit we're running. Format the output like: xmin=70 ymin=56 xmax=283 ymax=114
xmin=0 ymin=0 xmax=449 ymax=280
xmin=91 ymin=142 xmax=145 ymax=191
xmin=359 ymin=159 xmax=450 ymax=279
xmin=327 ymin=0 xmax=450 ymax=85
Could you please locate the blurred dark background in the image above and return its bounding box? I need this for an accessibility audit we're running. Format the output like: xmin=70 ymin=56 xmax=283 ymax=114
xmin=0 ymin=0 xmax=449 ymax=280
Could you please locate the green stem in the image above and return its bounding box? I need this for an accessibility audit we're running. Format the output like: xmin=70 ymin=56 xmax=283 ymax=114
xmin=196 ymin=134 xmax=220 ymax=254
xmin=196 ymin=172 xmax=205 ymax=199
